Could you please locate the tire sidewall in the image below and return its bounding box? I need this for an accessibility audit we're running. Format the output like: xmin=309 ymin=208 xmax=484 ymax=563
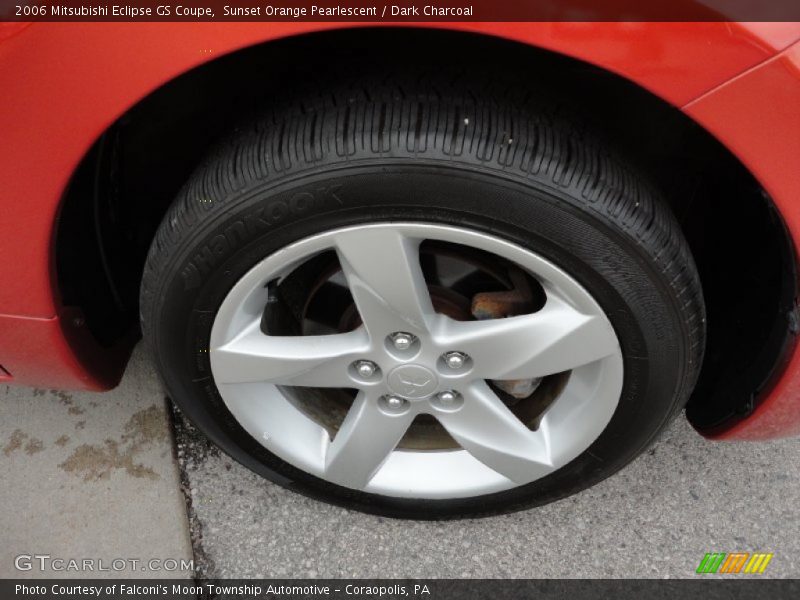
xmin=147 ymin=162 xmax=688 ymax=517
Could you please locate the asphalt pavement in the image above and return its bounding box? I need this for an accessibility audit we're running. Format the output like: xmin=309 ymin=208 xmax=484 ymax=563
xmin=176 ymin=404 xmax=800 ymax=578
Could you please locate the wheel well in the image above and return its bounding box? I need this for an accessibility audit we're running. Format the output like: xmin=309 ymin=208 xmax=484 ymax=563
xmin=55 ymin=27 xmax=798 ymax=432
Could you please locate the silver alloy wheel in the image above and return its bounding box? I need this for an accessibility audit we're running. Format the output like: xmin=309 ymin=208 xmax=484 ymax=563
xmin=209 ymin=223 xmax=623 ymax=499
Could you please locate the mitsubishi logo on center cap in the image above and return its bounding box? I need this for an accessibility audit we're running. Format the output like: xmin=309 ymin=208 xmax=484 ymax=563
xmin=387 ymin=365 xmax=439 ymax=399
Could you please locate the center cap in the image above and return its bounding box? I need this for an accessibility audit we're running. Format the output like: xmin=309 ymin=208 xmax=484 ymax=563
xmin=387 ymin=365 xmax=439 ymax=399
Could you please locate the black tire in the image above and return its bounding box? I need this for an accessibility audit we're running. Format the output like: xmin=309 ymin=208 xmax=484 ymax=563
xmin=140 ymin=76 xmax=705 ymax=519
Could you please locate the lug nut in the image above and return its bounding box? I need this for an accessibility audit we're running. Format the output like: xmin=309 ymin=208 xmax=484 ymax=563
xmin=379 ymin=395 xmax=409 ymax=414
xmin=354 ymin=360 xmax=378 ymax=379
xmin=437 ymin=390 xmax=459 ymax=405
xmin=390 ymin=332 xmax=416 ymax=351
xmin=386 ymin=396 xmax=405 ymax=409
xmin=443 ymin=351 xmax=468 ymax=370
xmin=433 ymin=390 xmax=463 ymax=411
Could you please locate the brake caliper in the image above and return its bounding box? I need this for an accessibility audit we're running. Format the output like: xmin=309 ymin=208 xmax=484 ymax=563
xmin=471 ymin=268 xmax=543 ymax=399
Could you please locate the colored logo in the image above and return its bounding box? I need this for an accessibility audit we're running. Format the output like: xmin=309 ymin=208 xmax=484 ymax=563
xmin=696 ymin=552 xmax=773 ymax=574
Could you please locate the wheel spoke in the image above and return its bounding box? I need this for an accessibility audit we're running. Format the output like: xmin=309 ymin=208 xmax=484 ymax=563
xmin=324 ymin=391 xmax=415 ymax=489
xmin=211 ymin=320 xmax=369 ymax=386
xmin=435 ymin=295 xmax=618 ymax=379
xmin=435 ymin=381 xmax=551 ymax=483
xmin=334 ymin=228 xmax=434 ymax=337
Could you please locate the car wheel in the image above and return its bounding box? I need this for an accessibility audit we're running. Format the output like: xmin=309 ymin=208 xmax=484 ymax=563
xmin=140 ymin=78 xmax=705 ymax=518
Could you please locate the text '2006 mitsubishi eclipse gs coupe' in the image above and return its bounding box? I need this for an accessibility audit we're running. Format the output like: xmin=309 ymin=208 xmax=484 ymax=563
xmin=0 ymin=16 xmax=799 ymax=517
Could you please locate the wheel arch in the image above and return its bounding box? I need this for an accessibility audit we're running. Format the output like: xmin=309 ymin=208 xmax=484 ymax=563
xmin=50 ymin=26 xmax=798 ymax=436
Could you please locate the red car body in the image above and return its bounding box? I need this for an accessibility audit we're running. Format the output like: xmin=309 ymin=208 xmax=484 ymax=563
xmin=0 ymin=21 xmax=798 ymax=441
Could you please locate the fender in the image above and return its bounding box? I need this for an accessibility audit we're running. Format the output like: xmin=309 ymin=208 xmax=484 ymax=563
xmin=0 ymin=21 xmax=798 ymax=392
